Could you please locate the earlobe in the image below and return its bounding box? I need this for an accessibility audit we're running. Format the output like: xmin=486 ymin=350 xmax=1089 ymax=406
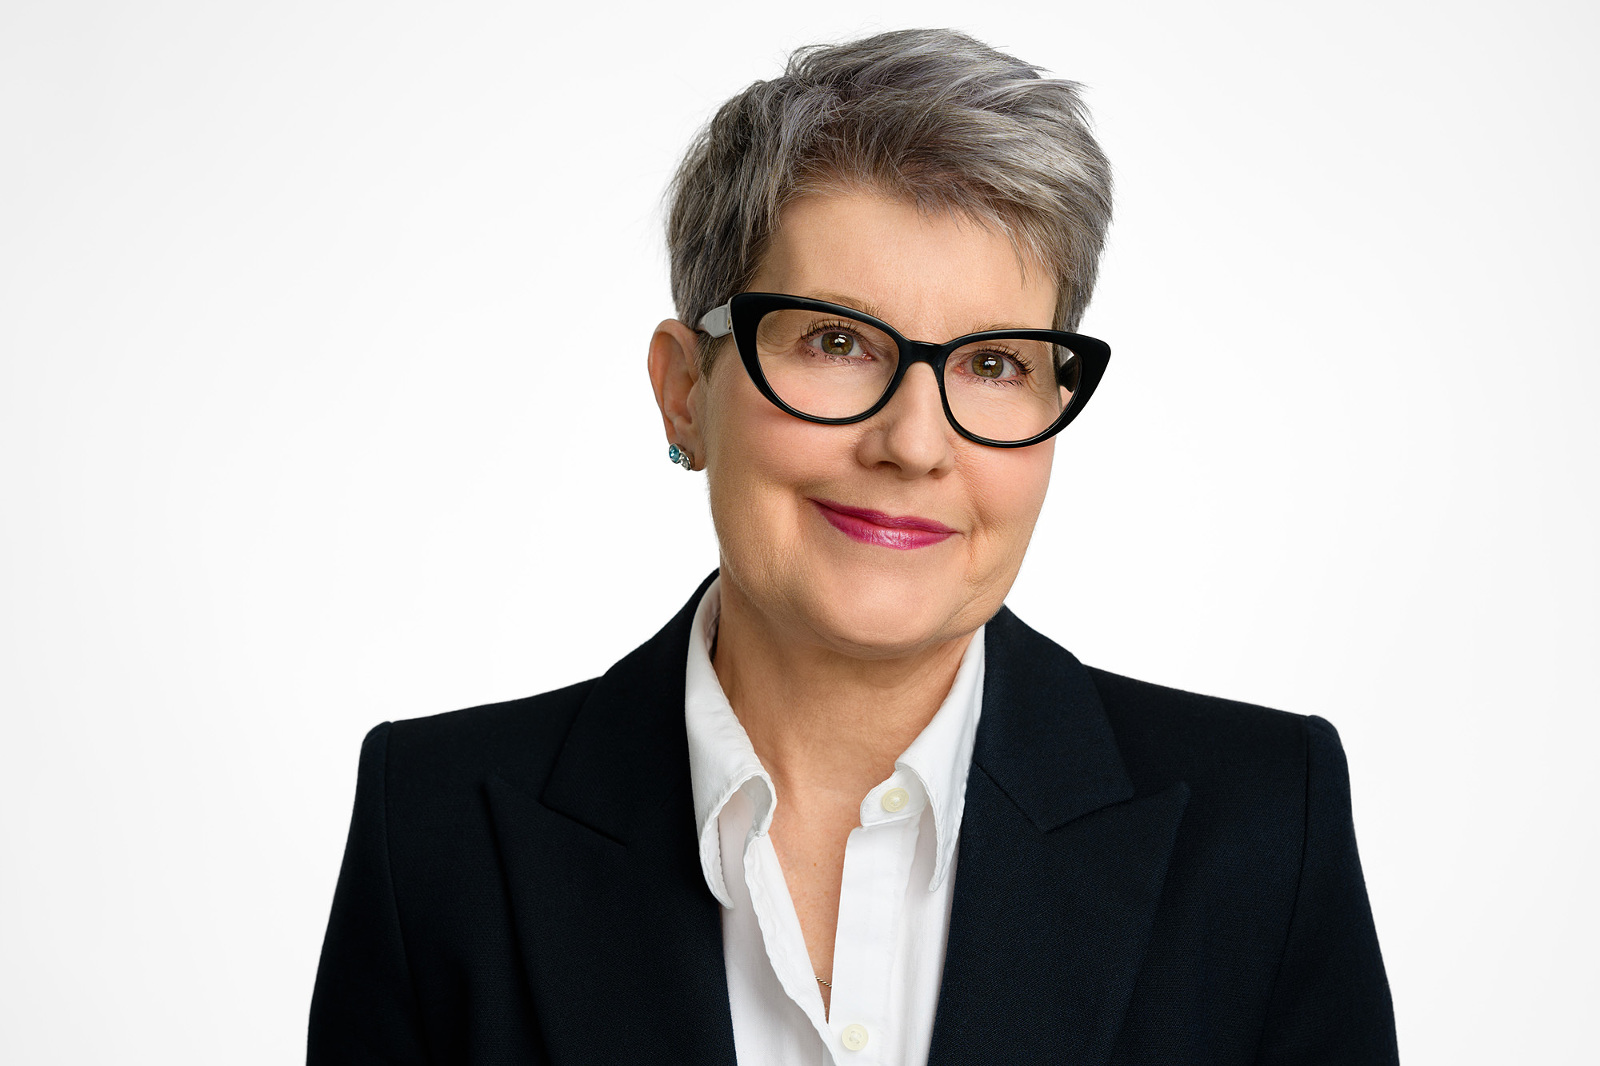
xmin=647 ymin=319 xmax=705 ymax=466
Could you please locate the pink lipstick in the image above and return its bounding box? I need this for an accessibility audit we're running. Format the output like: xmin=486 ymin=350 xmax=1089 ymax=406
xmin=811 ymin=498 xmax=957 ymax=550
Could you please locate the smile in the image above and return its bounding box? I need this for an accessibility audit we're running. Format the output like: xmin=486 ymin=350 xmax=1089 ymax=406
xmin=811 ymin=498 xmax=958 ymax=551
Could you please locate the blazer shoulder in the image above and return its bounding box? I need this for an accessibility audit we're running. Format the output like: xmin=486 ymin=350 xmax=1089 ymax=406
xmin=1083 ymin=665 xmax=1329 ymax=805
xmin=376 ymin=676 xmax=601 ymax=804
xmin=1085 ymin=665 xmax=1309 ymax=737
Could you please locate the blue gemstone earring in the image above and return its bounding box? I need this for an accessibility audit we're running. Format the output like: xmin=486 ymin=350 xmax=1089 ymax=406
xmin=667 ymin=443 xmax=694 ymax=471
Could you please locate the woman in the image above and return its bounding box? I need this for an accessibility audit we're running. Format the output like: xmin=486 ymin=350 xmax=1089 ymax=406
xmin=309 ymin=29 xmax=1397 ymax=1065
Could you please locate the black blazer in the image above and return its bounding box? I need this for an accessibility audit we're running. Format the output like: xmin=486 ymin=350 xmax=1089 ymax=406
xmin=309 ymin=575 xmax=1398 ymax=1064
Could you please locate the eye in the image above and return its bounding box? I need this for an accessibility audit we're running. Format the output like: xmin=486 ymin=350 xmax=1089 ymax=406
xmin=965 ymin=349 xmax=1029 ymax=380
xmin=816 ymin=330 xmax=858 ymax=358
xmin=971 ymin=352 xmax=1009 ymax=378
xmin=802 ymin=322 xmax=874 ymax=361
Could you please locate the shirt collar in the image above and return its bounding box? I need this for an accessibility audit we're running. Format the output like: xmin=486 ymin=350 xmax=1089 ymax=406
xmin=684 ymin=578 xmax=773 ymax=907
xmin=683 ymin=576 xmax=985 ymax=908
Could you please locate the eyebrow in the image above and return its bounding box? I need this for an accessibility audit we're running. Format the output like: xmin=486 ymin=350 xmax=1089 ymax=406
xmin=802 ymin=291 xmax=1043 ymax=336
xmin=806 ymin=291 xmax=888 ymax=319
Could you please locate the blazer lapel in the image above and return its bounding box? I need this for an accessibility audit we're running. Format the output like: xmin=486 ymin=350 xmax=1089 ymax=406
xmin=928 ymin=607 xmax=1189 ymax=1066
xmin=485 ymin=575 xmax=737 ymax=1066
xmin=483 ymin=587 xmax=1182 ymax=1066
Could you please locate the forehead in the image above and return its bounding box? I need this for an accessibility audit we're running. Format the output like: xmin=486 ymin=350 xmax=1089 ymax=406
xmin=750 ymin=190 xmax=1056 ymax=337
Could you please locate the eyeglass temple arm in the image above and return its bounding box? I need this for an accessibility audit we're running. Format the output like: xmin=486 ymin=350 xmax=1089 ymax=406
xmin=697 ymin=302 xmax=733 ymax=338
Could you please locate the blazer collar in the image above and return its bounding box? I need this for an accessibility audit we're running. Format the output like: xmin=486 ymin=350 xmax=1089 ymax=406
xmin=486 ymin=576 xmax=1185 ymax=1066
xmin=534 ymin=570 xmax=715 ymax=843
xmin=928 ymin=605 xmax=1189 ymax=1066
xmin=485 ymin=571 xmax=738 ymax=1066
xmin=971 ymin=604 xmax=1136 ymax=827
xmin=512 ymin=579 xmax=1135 ymax=854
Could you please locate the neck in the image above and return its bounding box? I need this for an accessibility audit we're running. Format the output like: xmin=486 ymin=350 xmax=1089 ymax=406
xmin=711 ymin=579 xmax=973 ymax=809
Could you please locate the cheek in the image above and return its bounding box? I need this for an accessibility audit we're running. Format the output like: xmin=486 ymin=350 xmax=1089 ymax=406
xmin=700 ymin=362 xmax=764 ymax=462
xmin=700 ymin=374 xmax=821 ymax=547
xmin=969 ymin=446 xmax=1054 ymax=551
xmin=703 ymin=368 xmax=848 ymax=489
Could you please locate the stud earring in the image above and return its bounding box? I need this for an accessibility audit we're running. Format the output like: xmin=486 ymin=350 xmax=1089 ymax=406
xmin=667 ymin=443 xmax=695 ymax=471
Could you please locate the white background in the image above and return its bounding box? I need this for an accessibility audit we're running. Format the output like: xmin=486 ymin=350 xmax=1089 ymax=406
xmin=2 ymin=1 xmax=1595 ymax=1062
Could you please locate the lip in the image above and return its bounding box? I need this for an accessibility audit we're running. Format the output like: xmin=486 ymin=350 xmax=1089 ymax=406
xmin=810 ymin=498 xmax=958 ymax=550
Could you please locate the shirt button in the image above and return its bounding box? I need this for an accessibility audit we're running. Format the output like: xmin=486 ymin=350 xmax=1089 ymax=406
xmin=880 ymin=787 xmax=910 ymax=813
xmin=841 ymin=1023 xmax=869 ymax=1051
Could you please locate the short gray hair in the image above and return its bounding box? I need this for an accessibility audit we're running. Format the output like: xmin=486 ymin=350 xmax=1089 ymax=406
xmin=666 ymin=28 xmax=1113 ymax=371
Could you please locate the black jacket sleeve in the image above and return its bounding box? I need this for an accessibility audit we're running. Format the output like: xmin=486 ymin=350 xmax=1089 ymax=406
xmin=1255 ymin=716 xmax=1399 ymax=1064
xmin=308 ymin=722 xmax=432 ymax=1065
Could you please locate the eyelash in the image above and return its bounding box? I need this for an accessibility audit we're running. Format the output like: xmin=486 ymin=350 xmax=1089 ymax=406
xmin=802 ymin=321 xmax=1039 ymax=378
xmin=972 ymin=346 xmax=1035 ymax=377
xmin=801 ymin=321 xmax=875 ymax=356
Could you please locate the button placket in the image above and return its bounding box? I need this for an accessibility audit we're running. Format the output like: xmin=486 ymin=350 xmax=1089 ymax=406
xmin=830 ymin=800 xmax=922 ymax=1065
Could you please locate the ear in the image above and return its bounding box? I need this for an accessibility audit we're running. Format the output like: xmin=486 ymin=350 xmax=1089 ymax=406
xmin=647 ymin=318 xmax=707 ymax=469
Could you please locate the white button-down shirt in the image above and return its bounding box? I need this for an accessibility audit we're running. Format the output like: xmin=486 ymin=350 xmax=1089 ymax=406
xmin=685 ymin=578 xmax=986 ymax=1065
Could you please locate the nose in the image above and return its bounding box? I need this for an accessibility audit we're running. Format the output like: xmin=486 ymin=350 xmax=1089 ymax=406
xmin=854 ymin=362 xmax=956 ymax=478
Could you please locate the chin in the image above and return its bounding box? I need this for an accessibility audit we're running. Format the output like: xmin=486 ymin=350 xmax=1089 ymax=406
xmin=803 ymin=565 xmax=979 ymax=657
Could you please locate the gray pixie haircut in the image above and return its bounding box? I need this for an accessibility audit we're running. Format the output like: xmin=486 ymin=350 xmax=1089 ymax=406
xmin=666 ymin=28 xmax=1113 ymax=371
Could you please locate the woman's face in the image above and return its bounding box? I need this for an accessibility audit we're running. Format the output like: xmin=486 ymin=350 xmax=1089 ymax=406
xmin=677 ymin=190 xmax=1059 ymax=659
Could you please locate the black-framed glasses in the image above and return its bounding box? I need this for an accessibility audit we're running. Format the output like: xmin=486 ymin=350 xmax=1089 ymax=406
xmin=697 ymin=293 xmax=1110 ymax=448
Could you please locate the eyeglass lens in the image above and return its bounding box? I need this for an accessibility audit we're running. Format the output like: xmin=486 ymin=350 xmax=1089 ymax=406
xmin=752 ymin=308 xmax=1082 ymax=442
